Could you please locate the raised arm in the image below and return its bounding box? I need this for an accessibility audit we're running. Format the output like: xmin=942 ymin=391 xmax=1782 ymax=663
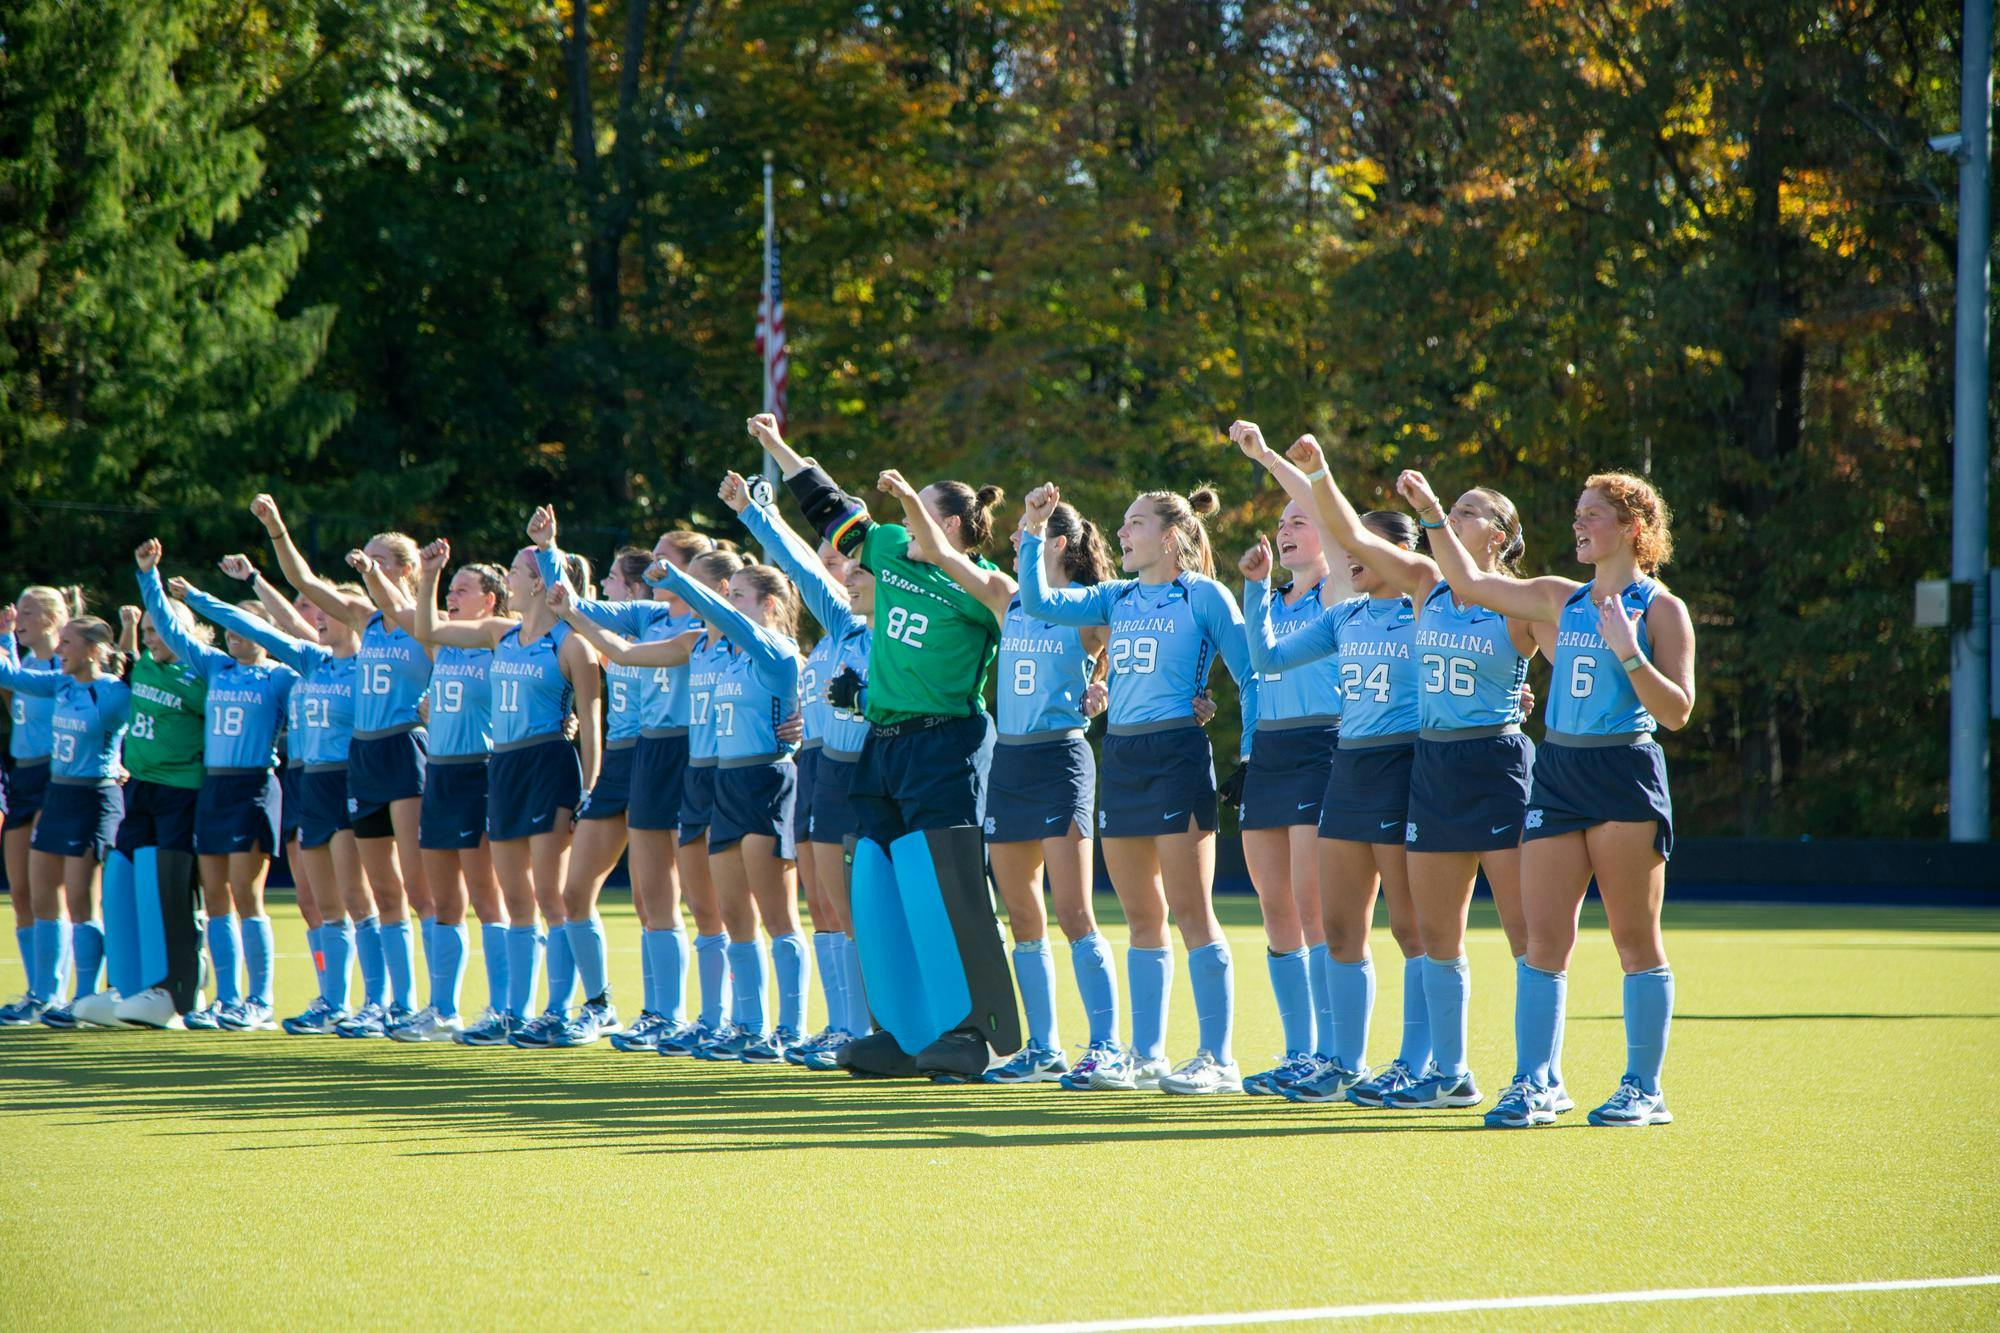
xmin=644 ymin=552 xmax=797 ymax=674
xmin=560 ymin=629 xmax=602 ymax=794
xmin=1016 ymin=485 xmax=1117 ymax=626
xmin=0 ymin=653 xmax=62 ymax=694
xmin=183 ymin=587 xmax=324 ymax=675
xmin=549 ymin=585 xmax=696 ymax=667
xmin=756 ymin=416 xmax=880 ymax=560
xmin=118 ymin=605 xmax=142 ymax=658
xmin=250 ymin=493 xmax=372 ymax=631
xmin=731 ymin=475 xmax=861 ymax=638
xmin=1395 ymin=470 xmax=1576 ymax=622
xmin=878 ymin=468 xmax=1016 ymax=623
xmin=1242 ymin=578 xmax=1342 ymax=674
xmin=746 ymin=412 xmax=813 ymax=479
xmin=348 ymin=548 xmax=417 ymax=629
xmin=134 ymin=551 xmax=230 ymax=677
xmin=1248 ymin=429 xmax=1438 ymax=601
xmin=412 ymin=539 xmax=506 ymax=649
xmin=1193 ymin=578 xmax=1259 ymax=754
xmin=219 ymin=554 xmax=320 ymax=642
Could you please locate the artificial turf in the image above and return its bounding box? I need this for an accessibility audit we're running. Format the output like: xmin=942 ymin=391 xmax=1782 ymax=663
xmin=0 ymin=894 xmax=1994 ymax=1330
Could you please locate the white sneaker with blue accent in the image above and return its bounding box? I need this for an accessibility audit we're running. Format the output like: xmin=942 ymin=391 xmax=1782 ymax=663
xmin=508 ymin=1010 xmax=565 ymax=1048
xmin=1382 ymin=1069 xmax=1482 ymax=1109
xmin=1243 ymin=1052 xmax=1319 ymax=1096
xmin=655 ymin=1021 xmax=708 ymax=1057
xmin=691 ymin=1025 xmax=752 ymax=1061
xmin=281 ymin=997 xmax=345 ymax=1036
xmin=1549 ymin=1081 xmax=1576 ymax=1114
xmin=1587 ymin=1077 xmax=1673 ymax=1127
xmin=983 ymin=1044 xmax=1070 ymax=1084
xmin=0 ymin=995 xmax=45 ymax=1027
xmin=1282 ymin=1059 xmax=1368 ymax=1104
xmin=71 ymin=991 xmax=132 ymax=1028
xmin=388 ymin=1006 xmax=463 ymax=1043
xmin=1483 ymin=1076 xmax=1557 ymax=1129
xmin=183 ymin=1003 xmax=226 ymax=1032
xmin=800 ymin=1030 xmax=853 ymax=1071
xmin=334 ymin=1002 xmax=390 ymax=1039
xmin=609 ymin=1012 xmax=664 ymax=1052
xmin=38 ymin=1002 xmax=79 ymax=1030
xmin=1159 ymin=1051 xmax=1243 ymax=1095
xmin=454 ymin=1010 xmax=514 ymax=1046
xmin=219 ymin=999 xmax=278 ymax=1032
xmin=1058 ymin=1040 xmax=1123 ymax=1090
xmin=1344 ymin=1059 xmax=1419 ymax=1106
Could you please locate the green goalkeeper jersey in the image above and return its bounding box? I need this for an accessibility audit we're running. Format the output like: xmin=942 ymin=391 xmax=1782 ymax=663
xmin=125 ymin=650 xmax=207 ymax=789
xmin=860 ymin=524 xmax=1000 ymax=724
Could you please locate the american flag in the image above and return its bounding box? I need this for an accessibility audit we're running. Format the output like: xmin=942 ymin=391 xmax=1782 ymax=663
xmin=755 ymin=236 xmax=788 ymax=434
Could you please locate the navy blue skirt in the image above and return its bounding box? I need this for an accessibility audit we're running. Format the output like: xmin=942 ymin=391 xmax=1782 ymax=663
xmin=1524 ymin=738 xmax=1674 ymax=860
xmin=629 ymin=733 xmax=688 ymax=833
xmin=419 ymin=757 xmax=490 ymax=850
xmin=1405 ymin=732 xmax=1535 ymax=854
xmin=1098 ymin=725 xmax=1216 ymax=839
xmin=195 ymin=771 xmax=281 ymax=856
xmin=680 ymin=760 xmax=716 ymax=842
xmin=987 ymin=734 xmax=1095 ymax=843
xmin=7 ymin=760 xmax=50 ymax=820
xmin=580 ymin=740 xmax=636 ymax=822
xmin=1317 ymin=743 xmax=1415 ymax=845
xmin=1239 ymin=724 xmax=1338 ymax=830
xmin=113 ymin=779 xmax=200 ymax=855
xmin=711 ymin=761 xmax=797 ymax=859
xmin=347 ymin=728 xmax=427 ymax=820
xmin=34 ymin=781 xmax=122 ymax=861
xmin=847 ymin=713 xmax=992 ymax=845
xmin=792 ymin=747 xmax=820 ymax=848
xmin=808 ymin=754 xmax=861 ymax=845
xmin=279 ymin=764 xmax=302 ymax=844
xmin=298 ymin=766 xmax=353 ymax=850
xmin=487 ymin=737 xmax=582 ymax=842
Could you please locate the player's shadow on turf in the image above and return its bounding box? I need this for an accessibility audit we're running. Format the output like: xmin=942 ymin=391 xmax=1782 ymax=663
xmin=0 ymin=1036 xmax=1502 ymax=1153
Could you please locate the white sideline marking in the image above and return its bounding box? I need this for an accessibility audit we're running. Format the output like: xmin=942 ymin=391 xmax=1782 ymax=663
xmin=931 ymin=1275 xmax=2000 ymax=1332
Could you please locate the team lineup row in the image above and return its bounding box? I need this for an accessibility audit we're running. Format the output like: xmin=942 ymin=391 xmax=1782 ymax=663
xmin=0 ymin=416 xmax=1695 ymax=1128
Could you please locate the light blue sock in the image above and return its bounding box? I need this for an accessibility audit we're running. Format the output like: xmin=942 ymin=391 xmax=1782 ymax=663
xmin=645 ymin=928 xmax=688 ymax=1024
xmin=843 ymin=932 xmax=871 ymax=1034
xmin=207 ymin=914 xmax=242 ymax=1006
xmin=1398 ymin=955 xmax=1432 ymax=1072
xmin=1623 ymin=966 xmax=1674 ymax=1094
xmin=640 ymin=925 xmax=658 ymax=1013
xmin=1126 ymin=945 xmax=1173 ymax=1062
xmin=323 ymin=920 xmax=355 ymax=1011
xmin=242 ymin=916 xmax=275 ymax=1006
xmin=544 ymin=924 xmax=576 ymax=1014
xmin=433 ymin=922 xmax=468 ymax=1019
xmin=1326 ymin=956 xmax=1374 ymax=1070
xmin=354 ymin=916 xmax=386 ymax=1006
xmin=1308 ymin=943 xmax=1336 ymax=1060
xmin=811 ymin=930 xmax=840 ymax=1031
xmin=480 ymin=921 xmax=510 ymax=1015
xmin=31 ymin=918 xmax=65 ymax=1001
xmin=1012 ymin=939 xmax=1059 ymax=1051
xmin=694 ymin=932 xmax=731 ymax=1029
xmin=1549 ymin=968 xmax=1569 ymax=1087
xmin=1068 ymin=931 xmax=1118 ymax=1045
xmin=1188 ymin=940 xmax=1234 ymax=1063
xmin=1423 ymin=955 xmax=1471 ymax=1079
xmin=419 ymin=914 xmax=437 ymax=970
xmin=304 ymin=925 xmax=322 ymax=996
xmin=770 ymin=931 xmax=808 ymax=1034
xmin=70 ymin=921 xmax=105 ymax=998
xmin=380 ymin=918 xmax=415 ymax=1010
xmin=504 ymin=926 xmax=543 ymax=1021
xmin=566 ymin=915 xmax=610 ymax=1002
xmin=1267 ymin=946 xmax=1313 ymax=1056
xmin=14 ymin=924 xmax=30 ymax=986
xmin=727 ymin=939 xmax=767 ymax=1037
xmin=102 ymin=853 xmax=140 ymax=996
xmin=1516 ymin=957 xmax=1565 ymax=1088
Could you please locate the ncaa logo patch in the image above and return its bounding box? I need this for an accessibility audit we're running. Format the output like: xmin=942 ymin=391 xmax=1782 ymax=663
xmin=1524 ymin=809 xmax=1543 ymax=830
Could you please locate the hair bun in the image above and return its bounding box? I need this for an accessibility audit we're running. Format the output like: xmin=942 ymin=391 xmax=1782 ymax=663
xmin=975 ymin=484 xmax=1005 ymax=511
xmin=63 ymin=585 xmax=87 ymax=616
xmin=1187 ymin=486 xmax=1220 ymax=518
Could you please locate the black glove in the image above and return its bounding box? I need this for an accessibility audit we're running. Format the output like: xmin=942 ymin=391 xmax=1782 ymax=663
xmin=1218 ymin=763 xmax=1247 ymax=806
xmin=827 ymin=667 xmax=864 ymax=711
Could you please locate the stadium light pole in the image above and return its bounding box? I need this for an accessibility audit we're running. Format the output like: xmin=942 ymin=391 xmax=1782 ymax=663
xmin=761 ymin=152 xmax=781 ymax=498
xmin=1944 ymin=0 xmax=1992 ymax=841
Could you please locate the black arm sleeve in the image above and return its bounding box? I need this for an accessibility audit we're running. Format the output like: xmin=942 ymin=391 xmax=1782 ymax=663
xmin=783 ymin=464 xmax=874 ymax=558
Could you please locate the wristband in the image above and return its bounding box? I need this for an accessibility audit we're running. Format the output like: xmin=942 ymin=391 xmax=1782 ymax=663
xmin=1302 ymin=467 xmax=1328 ymax=484
xmin=1419 ymin=514 xmax=1445 ymax=529
xmin=1619 ymin=653 xmax=1645 ymax=673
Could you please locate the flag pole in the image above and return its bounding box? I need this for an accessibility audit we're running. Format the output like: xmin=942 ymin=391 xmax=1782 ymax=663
xmin=761 ymin=152 xmax=781 ymax=495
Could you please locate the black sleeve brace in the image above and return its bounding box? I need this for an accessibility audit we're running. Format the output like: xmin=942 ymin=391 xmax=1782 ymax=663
xmin=783 ymin=464 xmax=874 ymax=558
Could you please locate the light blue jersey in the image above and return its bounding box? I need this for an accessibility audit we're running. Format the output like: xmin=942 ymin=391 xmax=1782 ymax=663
xmin=427 ymin=645 xmax=493 ymax=758
xmin=684 ymin=636 xmax=729 ymax=762
xmin=188 ymin=596 xmax=358 ymax=766
xmin=1248 ymin=587 xmax=1418 ymax=741
xmin=537 ymin=546 xmax=694 ymax=737
xmin=491 ymin=622 xmax=574 ymax=747
xmin=0 ymin=634 xmax=62 ymax=760
xmin=1548 ymin=578 xmax=1659 ymax=737
xmin=740 ymin=501 xmax=872 ymax=756
xmin=153 ymin=578 xmax=298 ymax=770
xmin=1019 ymin=532 xmax=1258 ymax=757
xmin=1244 ymin=578 xmax=1343 ymax=724
xmin=650 ymin=559 xmax=800 ymax=763
xmin=998 ymin=599 xmax=1094 ymax=737
xmin=354 ymin=611 xmax=431 ymax=733
xmin=1415 ymin=582 xmax=1528 ymax=732
xmin=0 ymin=662 xmax=129 ymax=782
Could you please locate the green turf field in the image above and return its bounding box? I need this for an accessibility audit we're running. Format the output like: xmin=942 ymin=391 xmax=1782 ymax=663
xmin=1 ymin=894 xmax=1995 ymax=1330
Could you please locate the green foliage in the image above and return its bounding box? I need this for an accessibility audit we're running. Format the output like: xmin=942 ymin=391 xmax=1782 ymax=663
xmin=0 ymin=0 xmax=1984 ymax=834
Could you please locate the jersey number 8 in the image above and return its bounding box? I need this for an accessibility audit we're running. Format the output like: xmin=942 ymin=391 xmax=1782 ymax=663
xmin=1011 ymin=659 xmax=1037 ymax=695
xmin=884 ymin=606 xmax=929 ymax=648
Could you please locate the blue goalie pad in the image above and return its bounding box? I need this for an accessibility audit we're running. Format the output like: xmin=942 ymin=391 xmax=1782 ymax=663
xmin=102 ymin=850 xmax=142 ymax=997
xmin=133 ymin=847 xmax=169 ymax=991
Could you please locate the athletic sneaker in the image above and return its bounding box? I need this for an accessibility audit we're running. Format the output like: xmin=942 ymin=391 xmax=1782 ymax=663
xmin=334 ymin=1003 xmax=390 ymax=1038
xmin=0 ymin=995 xmax=42 ymax=1027
xmin=785 ymin=1026 xmax=836 ymax=1066
xmin=1549 ymin=1082 xmax=1576 ymax=1115
xmin=1160 ymin=1051 xmax=1244 ymax=1095
xmin=1587 ymin=1078 xmax=1673 ymax=1127
xmin=655 ymin=1021 xmax=709 ymax=1057
xmin=1345 ymin=1059 xmax=1419 ymax=1106
xmin=1058 ymin=1040 xmax=1124 ymax=1090
xmin=508 ymin=1011 xmax=565 ymax=1049
xmin=550 ymin=1006 xmax=606 ymax=1048
xmin=608 ymin=1012 xmax=663 ymax=1052
xmin=1243 ymin=1052 xmax=1319 ymax=1096
xmin=455 ymin=1011 xmax=515 ymax=1046
xmin=739 ymin=1027 xmax=795 ymax=1064
xmin=1382 ymin=1069 xmax=1482 ymax=1109
xmin=387 ymin=1007 xmax=463 ymax=1043
xmin=983 ymin=1044 xmax=1069 ymax=1084
xmin=71 ymin=991 xmax=132 ymax=1028
xmin=691 ymin=1025 xmax=753 ymax=1061
xmin=38 ymin=1002 xmax=78 ymax=1030
xmin=799 ymin=1030 xmax=854 ymax=1071
xmin=281 ymin=997 xmax=346 ymax=1036
xmin=116 ymin=987 xmax=184 ymax=1030
xmin=1483 ymin=1077 xmax=1557 ymax=1129
xmin=1282 ymin=1059 xmax=1368 ymax=1104
xmin=579 ymin=997 xmax=620 ymax=1035
xmin=218 ymin=999 xmax=278 ymax=1033
xmin=184 ymin=1003 xmax=225 ymax=1032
